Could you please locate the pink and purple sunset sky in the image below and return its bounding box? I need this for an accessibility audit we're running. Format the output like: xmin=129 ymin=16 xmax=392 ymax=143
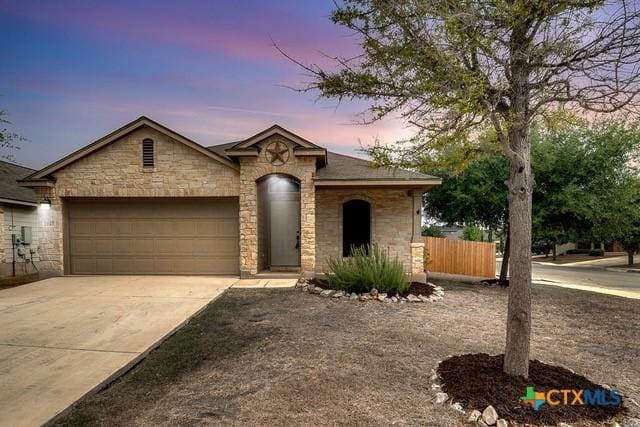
xmin=0 ymin=0 xmax=415 ymax=169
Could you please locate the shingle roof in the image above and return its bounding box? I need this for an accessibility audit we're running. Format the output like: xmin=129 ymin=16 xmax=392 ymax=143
xmin=316 ymin=152 xmax=438 ymax=181
xmin=207 ymin=143 xmax=438 ymax=182
xmin=207 ymin=141 xmax=237 ymax=161
xmin=0 ymin=160 xmax=38 ymax=203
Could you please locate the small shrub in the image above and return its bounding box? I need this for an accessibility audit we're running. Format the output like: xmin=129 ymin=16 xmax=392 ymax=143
xmin=589 ymin=249 xmax=605 ymax=256
xmin=462 ymin=225 xmax=483 ymax=241
xmin=326 ymin=244 xmax=408 ymax=294
xmin=422 ymin=225 xmax=444 ymax=237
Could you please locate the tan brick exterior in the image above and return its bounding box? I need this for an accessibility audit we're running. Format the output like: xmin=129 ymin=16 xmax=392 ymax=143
xmin=315 ymin=188 xmax=416 ymax=274
xmin=34 ymin=127 xmax=240 ymax=275
xmin=26 ymin=125 xmax=427 ymax=279
xmin=238 ymin=136 xmax=316 ymax=277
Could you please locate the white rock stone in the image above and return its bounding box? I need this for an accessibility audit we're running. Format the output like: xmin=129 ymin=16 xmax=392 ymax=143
xmin=377 ymin=293 xmax=387 ymax=301
xmin=482 ymin=405 xmax=498 ymax=426
xmin=384 ymin=297 xmax=393 ymax=303
xmin=391 ymin=296 xmax=398 ymax=302
xmin=477 ymin=421 xmax=489 ymax=427
xmin=450 ymin=402 xmax=465 ymax=414
xmin=435 ymin=392 xmax=448 ymax=404
xmin=332 ymin=290 xmax=345 ymax=298
xmin=467 ymin=410 xmax=481 ymax=422
xmin=430 ymin=383 xmax=441 ymax=390
xmin=606 ymin=422 xmax=621 ymax=427
xmin=407 ymin=294 xmax=421 ymax=302
xmin=370 ymin=288 xmax=378 ymax=297
xmin=417 ymin=294 xmax=430 ymax=302
xmin=320 ymin=289 xmax=335 ymax=297
xmin=496 ymin=419 xmax=508 ymax=427
xmin=358 ymin=294 xmax=369 ymax=302
xmin=557 ymin=423 xmax=573 ymax=427
xmin=350 ymin=293 xmax=358 ymax=300
xmin=622 ymin=418 xmax=640 ymax=427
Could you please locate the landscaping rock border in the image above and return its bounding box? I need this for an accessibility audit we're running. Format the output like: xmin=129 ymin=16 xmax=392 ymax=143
xmin=295 ymin=278 xmax=445 ymax=303
xmin=429 ymin=358 xmax=635 ymax=427
xmin=430 ymin=359 xmax=511 ymax=426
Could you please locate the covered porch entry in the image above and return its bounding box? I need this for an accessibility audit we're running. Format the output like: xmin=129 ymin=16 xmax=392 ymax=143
xmin=257 ymin=174 xmax=301 ymax=272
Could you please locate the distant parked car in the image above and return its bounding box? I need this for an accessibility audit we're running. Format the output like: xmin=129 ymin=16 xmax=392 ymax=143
xmin=531 ymin=241 xmax=552 ymax=255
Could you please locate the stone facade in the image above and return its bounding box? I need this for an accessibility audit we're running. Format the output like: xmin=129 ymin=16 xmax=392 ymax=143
xmin=34 ymin=127 xmax=241 ymax=275
xmin=238 ymin=136 xmax=316 ymax=277
xmin=24 ymin=124 xmax=429 ymax=278
xmin=314 ymin=188 xmax=416 ymax=274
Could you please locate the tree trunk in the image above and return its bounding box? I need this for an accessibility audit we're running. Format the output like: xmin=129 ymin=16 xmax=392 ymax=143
xmin=552 ymin=242 xmax=557 ymax=261
xmin=628 ymin=250 xmax=635 ymax=266
xmin=500 ymin=222 xmax=510 ymax=284
xmin=503 ymin=33 xmax=533 ymax=378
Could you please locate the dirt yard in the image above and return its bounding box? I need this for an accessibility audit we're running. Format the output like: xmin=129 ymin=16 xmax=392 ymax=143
xmin=52 ymin=281 xmax=640 ymax=427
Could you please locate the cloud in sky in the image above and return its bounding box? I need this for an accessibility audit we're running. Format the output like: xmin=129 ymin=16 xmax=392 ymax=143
xmin=0 ymin=0 xmax=410 ymax=168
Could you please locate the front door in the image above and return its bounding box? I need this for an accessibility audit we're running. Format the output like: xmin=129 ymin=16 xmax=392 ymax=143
xmin=270 ymin=194 xmax=301 ymax=267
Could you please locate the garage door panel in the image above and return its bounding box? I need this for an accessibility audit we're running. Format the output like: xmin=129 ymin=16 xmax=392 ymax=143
xmin=70 ymin=221 xmax=93 ymax=235
xmin=67 ymin=199 xmax=239 ymax=274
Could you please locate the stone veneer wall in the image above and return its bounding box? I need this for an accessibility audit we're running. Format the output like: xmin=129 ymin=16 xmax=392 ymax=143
xmin=33 ymin=127 xmax=241 ymax=275
xmin=314 ymin=188 xmax=414 ymax=274
xmin=238 ymin=136 xmax=316 ymax=277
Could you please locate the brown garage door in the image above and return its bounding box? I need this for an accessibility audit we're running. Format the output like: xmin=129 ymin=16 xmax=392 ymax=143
xmin=67 ymin=198 xmax=239 ymax=275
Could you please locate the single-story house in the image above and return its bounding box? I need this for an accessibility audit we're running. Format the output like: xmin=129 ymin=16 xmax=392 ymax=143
xmin=0 ymin=160 xmax=42 ymax=276
xmin=18 ymin=116 xmax=440 ymax=278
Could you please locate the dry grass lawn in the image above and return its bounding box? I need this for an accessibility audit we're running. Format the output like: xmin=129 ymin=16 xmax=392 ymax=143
xmin=51 ymin=281 xmax=639 ymax=427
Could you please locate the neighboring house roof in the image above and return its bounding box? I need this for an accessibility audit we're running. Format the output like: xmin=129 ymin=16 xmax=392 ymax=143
xmin=21 ymin=116 xmax=240 ymax=184
xmin=0 ymin=160 xmax=38 ymax=205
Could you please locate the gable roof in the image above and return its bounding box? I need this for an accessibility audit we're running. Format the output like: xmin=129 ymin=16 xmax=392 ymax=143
xmin=0 ymin=160 xmax=38 ymax=204
xmin=231 ymin=124 xmax=323 ymax=150
xmin=315 ymin=152 xmax=440 ymax=186
xmin=22 ymin=116 xmax=239 ymax=183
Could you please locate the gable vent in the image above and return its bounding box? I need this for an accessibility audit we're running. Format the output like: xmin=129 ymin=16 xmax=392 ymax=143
xmin=142 ymin=139 xmax=154 ymax=168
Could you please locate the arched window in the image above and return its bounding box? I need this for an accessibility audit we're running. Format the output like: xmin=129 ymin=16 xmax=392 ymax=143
xmin=142 ymin=138 xmax=154 ymax=168
xmin=343 ymin=199 xmax=371 ymax=256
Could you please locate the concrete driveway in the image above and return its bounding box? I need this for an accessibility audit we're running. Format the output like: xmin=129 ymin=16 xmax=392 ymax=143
xmin=0 ymin=275 xmax=238 ymax=427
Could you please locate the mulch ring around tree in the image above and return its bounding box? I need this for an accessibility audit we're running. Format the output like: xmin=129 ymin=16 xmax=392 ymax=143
xmin=437 ymin=353 xmax=625 ymax=426
xmin=299 ymin=278 xmax=442 ymax=302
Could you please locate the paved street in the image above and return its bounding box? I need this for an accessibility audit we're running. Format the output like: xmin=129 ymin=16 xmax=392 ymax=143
xmin=497 ymin=259 xmax=640 ymax=299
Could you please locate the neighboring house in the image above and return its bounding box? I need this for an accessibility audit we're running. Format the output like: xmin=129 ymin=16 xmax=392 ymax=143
xmin=0 ymin=160 xmax=40 ymax=276
xmin=18 ymin=116 xmax=440 ymax=278
xmin=440 ymin=224 xmax=464 ymax=240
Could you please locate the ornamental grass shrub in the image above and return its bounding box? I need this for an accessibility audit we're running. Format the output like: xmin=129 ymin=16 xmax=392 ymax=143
xmin=326 ymin=244 xmax=408 ymax=294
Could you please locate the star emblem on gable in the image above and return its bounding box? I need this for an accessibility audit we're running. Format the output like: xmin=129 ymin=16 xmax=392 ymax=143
xmin=265 ymin=140 xmax=290 ymax=165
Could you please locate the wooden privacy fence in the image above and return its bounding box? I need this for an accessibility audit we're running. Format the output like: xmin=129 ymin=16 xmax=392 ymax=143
xmin=425 ymin=237 xmax=496 ymax=278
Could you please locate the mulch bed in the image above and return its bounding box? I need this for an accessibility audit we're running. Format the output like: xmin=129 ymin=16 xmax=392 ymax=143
xmin=438 ymin=353 xmax=625 ymax=426
xmin=308 ymin=278 xmax=435 ymax=298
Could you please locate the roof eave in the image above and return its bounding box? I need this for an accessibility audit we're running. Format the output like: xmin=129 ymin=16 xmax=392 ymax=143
xmin=314 ymin=178 xmax=441 ymax=188
xmin=25 ymin=116 xmax=240 ymax=180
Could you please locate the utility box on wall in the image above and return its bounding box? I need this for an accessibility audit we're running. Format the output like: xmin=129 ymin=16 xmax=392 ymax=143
xmin=21 ymin=226 xmax=32 ymax=245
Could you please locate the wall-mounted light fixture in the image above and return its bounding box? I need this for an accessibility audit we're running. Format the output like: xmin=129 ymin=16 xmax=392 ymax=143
xmin=39 ymin=197 xmax=51 ymax=210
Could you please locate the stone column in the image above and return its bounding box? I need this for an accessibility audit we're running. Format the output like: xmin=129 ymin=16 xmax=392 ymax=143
xmin=409 ymin=189 xmax=426 ymax=279
xmin=239 ymin=169 xmax=258 ymax=278
xmin=34 ymin=186 xmax=64 ymax=276
xmin=300 ymin=175 xmax=316 ymax=277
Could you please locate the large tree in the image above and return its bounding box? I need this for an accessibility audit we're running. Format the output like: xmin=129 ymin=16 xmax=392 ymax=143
xmin=0 ymin=110 xmax=24 ymax=160
xmin=284 ymin=1 xmax=640 ymax=377
xmin=531 ymin=120 xmax=640 ymax=258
